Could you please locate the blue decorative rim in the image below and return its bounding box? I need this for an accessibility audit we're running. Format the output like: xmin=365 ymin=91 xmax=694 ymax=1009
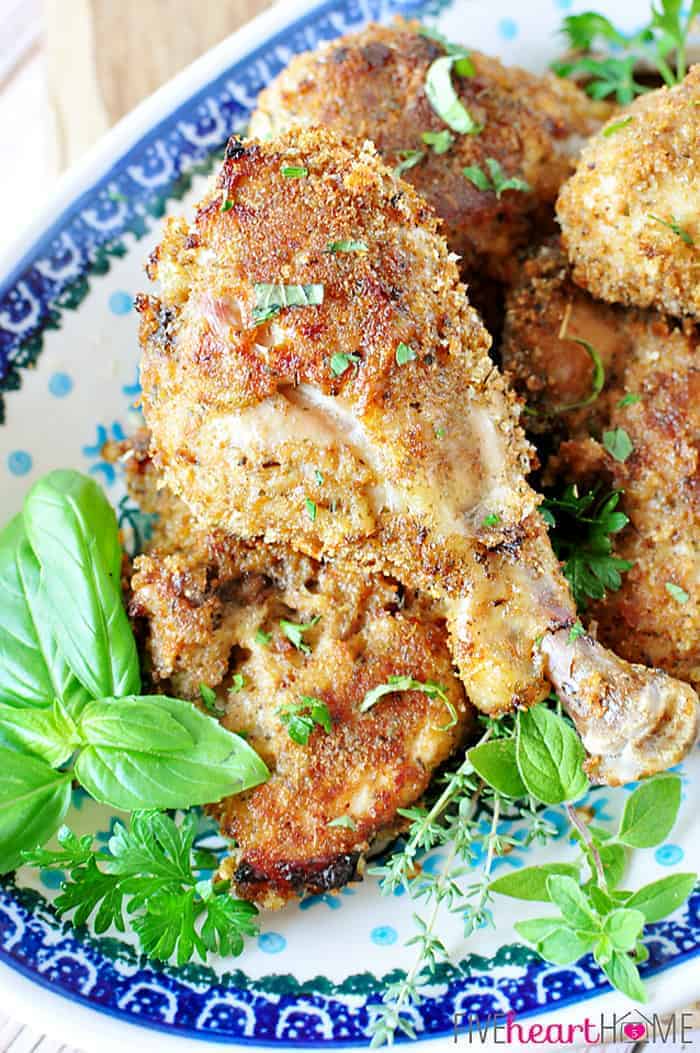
xmin=1 ymin=0 xmax=699 ymax=1044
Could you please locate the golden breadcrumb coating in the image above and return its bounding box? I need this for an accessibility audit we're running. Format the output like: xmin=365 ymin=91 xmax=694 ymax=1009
xmin=249 ymin=19 xmax=610 ymax=283
xmin=502 ymin=239 xmax=700 ymax=689
xmin=120 ymin=438 xmax=471 ymax=908
xmin=557 ymin=66 xmax=700 ymax=318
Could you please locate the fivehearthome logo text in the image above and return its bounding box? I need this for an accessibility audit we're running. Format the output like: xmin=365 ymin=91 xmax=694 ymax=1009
xmin=453 ymin=1009 xmax=696 ymax=1044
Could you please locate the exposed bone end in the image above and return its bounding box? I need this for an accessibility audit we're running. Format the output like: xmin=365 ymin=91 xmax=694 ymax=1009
xmin=542 ymin=628 xmax=699 ymax=786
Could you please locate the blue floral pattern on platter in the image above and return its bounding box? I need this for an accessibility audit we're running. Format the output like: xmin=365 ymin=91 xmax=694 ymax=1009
xmin=0 ymin=0 xmax=698 ymax=1045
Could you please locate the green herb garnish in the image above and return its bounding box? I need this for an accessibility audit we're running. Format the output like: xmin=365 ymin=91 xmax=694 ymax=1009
xmin=602 ymin=116 xmax=635 ymax=137
xmin=361 ymin=675 xmax=457 ymax=730
xmin=23 ymin=812 xmax=259 ymax=965
xmin=567 ymin=620 xmax=586 ymax=644
xmin=328 ymin=815 xmax=357 ymax=830
xmin=281 ymin=165 xmax=308 ymax=179
xmin=279 ymin=615 xmax=320 ymax=655
xmin=305 ymin=498 xmax=317 ymax=521
xmin=665 ymin=582 xmax=690 ymax=604
xmin=229 ymin=673 xmax=246 ymax=694
xmin=425 ymin=51 xmax=482 ymax=134
xmin=277 ymin=696 xmax=332 ymax=745
xmin=329 ymin=351 xmax=361 ymax=376
xmin=255 ymin=628 xmax=271 ymax=646
xmin=252 ymin=283 xmax=324 ymax=324
xmin=199 ymin=683 xmax=219 ymax=713
xmin=617 ymin=392 xmax=641 ymax=408
xmin=463 ymin=157 xmax=531 ymax=198
xmin=648 ymin=214 xmax=694 ymax=246
xmin=394 ymin=150 xmax=425 ymax=178
xmin=421 ymin=129 xmax=455 ymax=154
xmin=542 ymin=485 xmax=633 ymax=608
xmin=603 ymin=427 xmax=634 ymax=462
xmin=314 ymin=469 xmax=324 ymax=486
xmin=396 ymin=342 xmax=417 ymax=365
xmin=482 ymin=513 xmax=500 ymax=527
xmin=552 ymin=2 xmax=700 ymax=101
xmin=326 ymin=239 xmax=368 ymax=253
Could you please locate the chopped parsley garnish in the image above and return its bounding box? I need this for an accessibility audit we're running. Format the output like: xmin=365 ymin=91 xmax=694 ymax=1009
xmin=277 ymin=696 xmax=332 ymax=745
xmin=314 ymin=469 xmax=324 ymax=486
xmin=617 ymin=393 xmax=641 ymax=409
xmin=551 ymin=2 xmax=700 ymax=102
xmin=279 ymin=615 xmax=320 ymax=655
xmin=435 ymin=425 xmax=446 ymax=438
xmin=229 ymin=674 xmax=246 ymax=694
xmin=425 ymin=52 xmax=481 ymax=134
xmin=665 ymin=582 xmax=690 ymax=605
xmin=305 ymin=498 xmax=317 ymax=521
xmin=328 ymin=815 xmax=357 ymax=830
xmin=552 ymin=338 xmax=605 ymax=413
xmin=567 ymin=620 xmax=585 ymax=643
xmin=648 ymin=214 xmax=694 ymax=246
xmin=281 ymin=165 xmax=308 ymax=178
xmin=329 ymin=351 xmax=361 ymax=376
xmin=603 ymin=427 xmax=634 ymax=463
xmin=361 ymin=675 xmax=457 ymax=731
xmin=199 ymin=683 xmax=219 ymax=713
xmin=542 ymin=485 xmax=633 ymax=609
xmin=421 ymin=129 xmax=455 ymax=154
xmin=482 ymin=513 xmax=500 ymax=527
xmin=255 ymin=628 xmax=271 ymax=646
xmin=327 ymin=239 xmax=368 ymax=253
xmin=396 ymin=342 xmax=417 ymax=365
xmin=602 ymin=116 xmax=635 ymax=137
xmin=463 ymin=158 xmax=531 ymax=198
xmin=394 ymin=150 xmax=425 ymax=178
xmin=252 ymin=283 xmax=324 ymax=324
xmin=220 ymin=196 xmax=234 ymax=212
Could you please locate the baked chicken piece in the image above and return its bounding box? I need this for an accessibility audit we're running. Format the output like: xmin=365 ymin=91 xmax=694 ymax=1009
xmin=122 ymin=439 xmax=470 ymax=908
xmin=502 ymin=238 xmax=700 ymax=691
xmin=139 ymin=128 xmax=698 ymax=783
xmin=557 ymin=66 xmax=700 ymax=318
xmin=249 ymin=20 xmax=610 ymax=285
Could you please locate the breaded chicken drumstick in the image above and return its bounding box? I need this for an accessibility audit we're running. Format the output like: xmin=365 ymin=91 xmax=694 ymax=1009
xmin=139 ymin=129 xmax=698 ymax=784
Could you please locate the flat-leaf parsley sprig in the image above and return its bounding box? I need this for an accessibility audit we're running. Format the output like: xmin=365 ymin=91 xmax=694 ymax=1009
xmin=552 ymin=1 xmax=700 ymax=103
xmin=25 ymin=811 xmax=258 ymax=965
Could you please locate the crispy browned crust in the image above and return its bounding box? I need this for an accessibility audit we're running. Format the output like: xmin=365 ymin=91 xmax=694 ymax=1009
xmin=502 ymin=240 xmax=700 ymax=688
xmin=557 ymin=66 xmax=700 ymax=318
xmin=122 ymin=440 xmax=472 ymax=908
xmin=249 ymin=19 xmax=610 ymax=282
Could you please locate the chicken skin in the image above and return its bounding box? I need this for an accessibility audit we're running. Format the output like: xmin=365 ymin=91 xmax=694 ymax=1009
xmin=121 ymin=437 xmax=470 ymax=908
xmin=502 ymin=239 xmax=700 ymax=691
xmin=557 ymin=66 xmax=700 ymax=319
xmin=249 ymin=20 xmax=610 ymax=284
xmin=139 ymin=128 xmax=698 ymax=783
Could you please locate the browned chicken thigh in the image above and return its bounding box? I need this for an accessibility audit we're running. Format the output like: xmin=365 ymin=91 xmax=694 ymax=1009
xmin=139 ymin=128 xmax=698 ymax=783
xmin=249 ymin=20 xmax=610 ymax=285
xmin=120 ymin=438 xmax=471 ymax=908
xmin=502 ymin=238 xmax=700 ymax=692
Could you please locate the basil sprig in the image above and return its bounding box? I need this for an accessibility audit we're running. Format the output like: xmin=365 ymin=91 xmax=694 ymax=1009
xmin=0 ymin=470 xmax=269 ymax=874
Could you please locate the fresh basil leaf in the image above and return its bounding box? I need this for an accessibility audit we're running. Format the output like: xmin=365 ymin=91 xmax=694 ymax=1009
xmin=617 ymin=775 xmax=681 ymax=848
xmin=0 ymin=747 xmax=72 ymax=872
xmin=538 ymin=927 xmax=596 ymax=965
xmin=490 ymin=863 xmax=580 ymax=902
xmin=603 ymin=908 xmax=645 ymax=952
xmin=545 ymin=875 xmax=599 ymax=931
xmin=425 ymin=54 xmax=482 ymax=134
xmin=79 ymin=698 xmax=195 ymax=753
xmin=252 ymin=283 xmax=324 ymax=324
xmin=23 ymin=471 xmax=140 ymax=700
xmin=74 ymin=695 xmax=269 ymax=809
xmin=625 ymin=873 xmax=697 ymax=923
xmin=516 ymin=705 xmax=589 ymax=804
xmin=600 ymin=949 xmax=647 ymax=1002
xmin=0 ymin=700 xmax=80 ymax=767
xmin=0 ymin=515 xmax=90 ymax=712
xmin=468 ymin=738 xmax=527 ymax=798
xmin=602 ymin=427 xmax=633 ymax=462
